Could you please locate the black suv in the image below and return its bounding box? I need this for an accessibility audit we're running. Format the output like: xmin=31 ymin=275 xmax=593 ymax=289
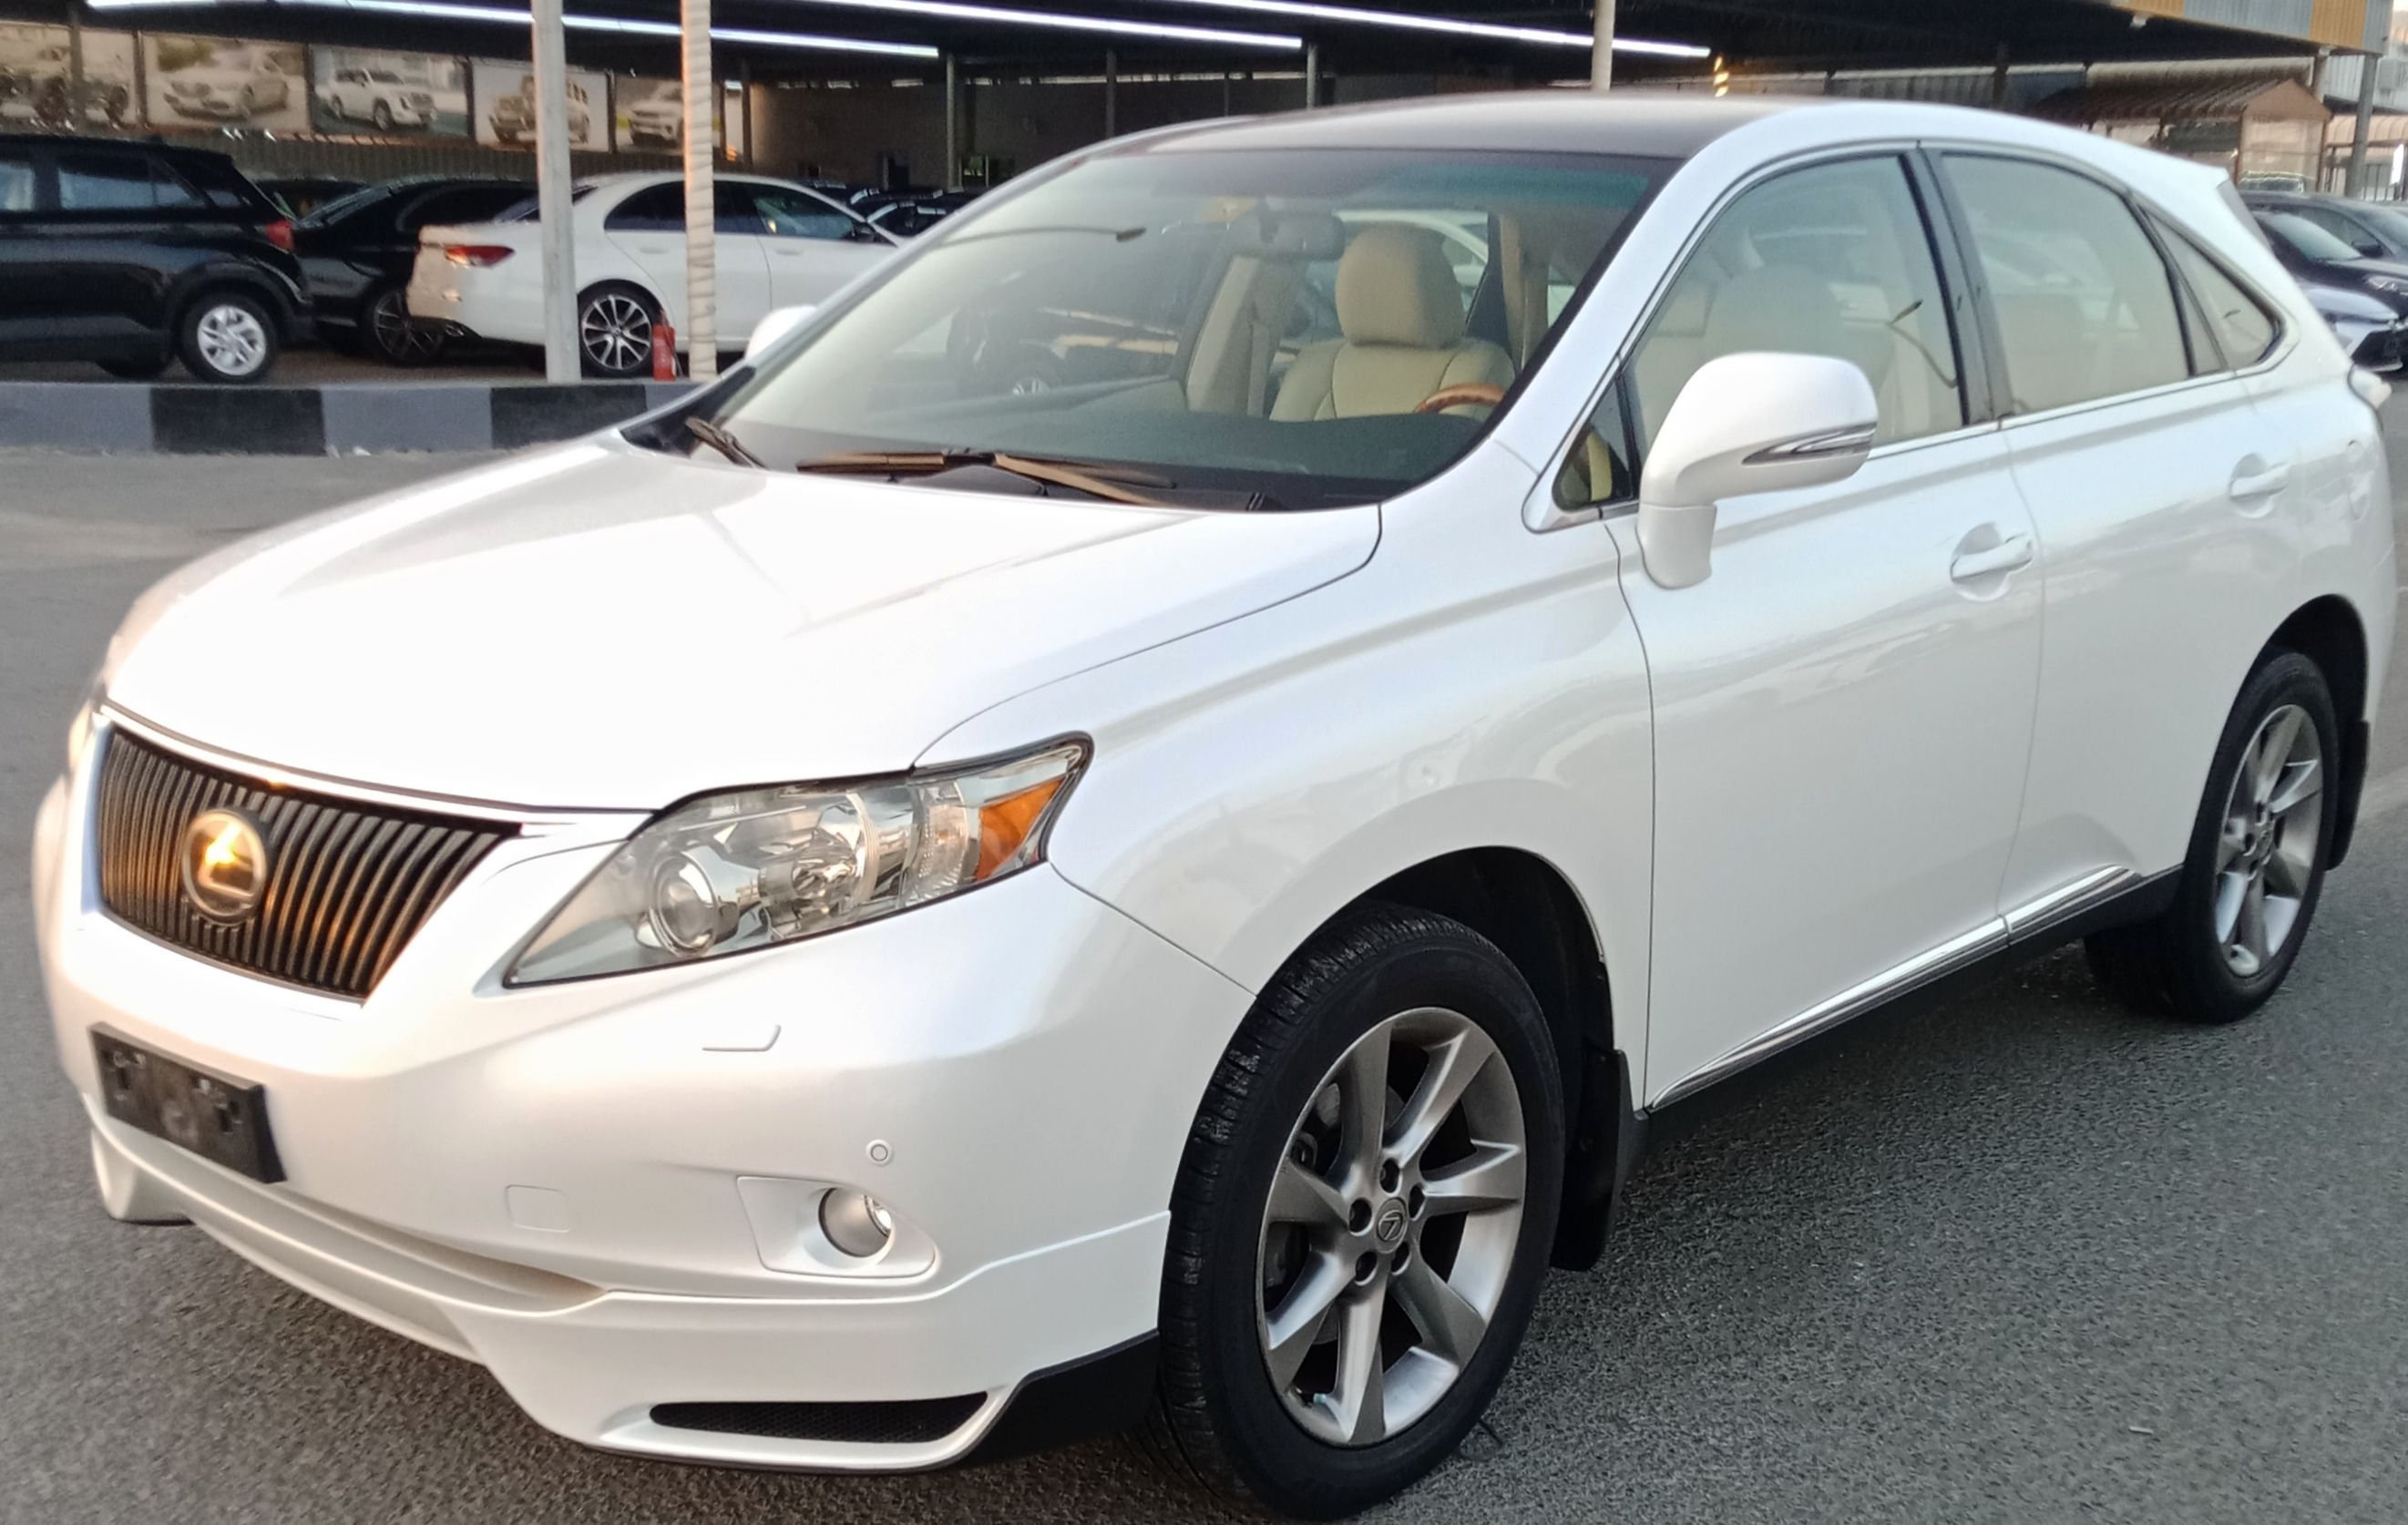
xmin=292 ymin=176 xmax=528 ymax=364
xmin=0 ymin=135 xmax=307 ymax=383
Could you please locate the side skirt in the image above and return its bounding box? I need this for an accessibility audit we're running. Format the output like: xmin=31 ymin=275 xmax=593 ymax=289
xmin=1560 ymin=867 xmax=2178 ymax=1256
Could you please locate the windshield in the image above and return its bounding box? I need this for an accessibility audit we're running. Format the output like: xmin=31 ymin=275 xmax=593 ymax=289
xmin=691 ymin=148 xmax=1672 ymax=510
xmin=2260 ymin=210 xmax=2361 ymax=262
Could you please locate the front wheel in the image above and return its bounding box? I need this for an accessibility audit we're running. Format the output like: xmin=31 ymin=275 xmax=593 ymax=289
xmin=1150 ymin=905 xmax=1563 ymax=1519
xmin=361 ymin=286 xmax=445 ymax=365
xmin=371 ymin=99 xmax=394 ymax=132
xmin=2086 ymin=650 xmax=2340 ymax=1023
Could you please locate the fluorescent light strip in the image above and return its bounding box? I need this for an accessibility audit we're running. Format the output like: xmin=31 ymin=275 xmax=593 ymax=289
xmin=87 ymin=0 xmax=939 ymax=55
xmin=1135 ymin=0 xmax=1710 ymax=56
xmin=764 ymin=0 xmax=1299 ymax=51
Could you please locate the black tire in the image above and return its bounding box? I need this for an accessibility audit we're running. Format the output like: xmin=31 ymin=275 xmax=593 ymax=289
xmin=359 ymin=286 xmax=445 ymax=366
xmin=175 ymin=290 xmax=280 ymax=384
xmin=372 ymin=99 xmax=394 ymax=132
xmin=2085 ymin=650 xmax=2341 ymax=1024
xmin=1149 ymin=903 xmax=1564 ymax=1520
xmin=98 ymin=353 xmax=171 ymax=381
xmin=578 ymin=283 xmax=659 ymax=379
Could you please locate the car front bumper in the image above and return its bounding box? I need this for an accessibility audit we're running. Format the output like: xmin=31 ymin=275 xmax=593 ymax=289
xmin=32 ymin=722 xmax=1250 ymax=1469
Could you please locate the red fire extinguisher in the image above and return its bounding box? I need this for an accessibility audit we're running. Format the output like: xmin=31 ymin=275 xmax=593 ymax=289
xmin=651 ymin=322 xmax=678 ymax=381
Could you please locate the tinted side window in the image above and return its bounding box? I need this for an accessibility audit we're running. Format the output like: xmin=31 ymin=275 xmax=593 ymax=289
xmin=0 ymin=149 xmax=35 ymax=213
xmin=712 ymin=182 xmax=763 ymax=235
xmin=58 ymin=152 xmax=168 ymax=211
xmin=750 ymin=186 xmax=856 ymax=241
xmin=2159 ymin=227 xmax=2280 ymax=371
xmin=1945 ymin=155 xmax=2189 ymax=414
xmin=1626 ymin=154 xmax=1965 ymax=449
xmin=605 ymin=184 xmax=685 ymax=231
xmin=403 ymin=185 xmax=528 ymax=231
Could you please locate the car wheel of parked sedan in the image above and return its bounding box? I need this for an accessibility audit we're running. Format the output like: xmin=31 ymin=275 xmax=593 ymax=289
xmin=363 ymin=286 xmax=446 ymax=365
xmin=2087 ymin=650 xmax=2340 ymax=1024
xmin=1150 ymin=904 xmax=1563 ymax=1520
xmin=372 ymin=99 xmax=394 ymax=132
xmin=177 ymin=291 xmax=278 ymax=384
xmin=579 ymin=284 xmax=659 ymax=379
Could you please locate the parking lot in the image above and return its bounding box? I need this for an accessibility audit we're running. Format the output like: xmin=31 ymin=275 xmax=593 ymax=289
xmin=4 ymin=436 xmax=2407 ymax=1525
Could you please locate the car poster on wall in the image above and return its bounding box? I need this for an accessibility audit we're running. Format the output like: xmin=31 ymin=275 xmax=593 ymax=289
xmin=0 ymin=25 xmax=137 ymax=130
xmin=473 ymin=57 xmax=608 ymax=151
xmin=144 ymin=34 xmax=308 ymax=131
xmin=612 ymin=77 xmax=745 ymax=160
xmin=312 ymin=47 xmax=469 ymax=138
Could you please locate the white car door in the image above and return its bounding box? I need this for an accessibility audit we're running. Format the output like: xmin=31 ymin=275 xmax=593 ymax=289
xmin=1936 ymin=153 xmax=2311 ymax=915
xmin=599 ymin=181 xmax=771 ymax=343
xmin=741 ymin=181 xmax=891 ymax=306
xmin=1606 ymin=152 xmax=2045 ymax=1107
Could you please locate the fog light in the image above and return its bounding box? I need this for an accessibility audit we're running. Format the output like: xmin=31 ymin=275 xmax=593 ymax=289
xmin=819 ymin=1190 xmax=894 ymax=1258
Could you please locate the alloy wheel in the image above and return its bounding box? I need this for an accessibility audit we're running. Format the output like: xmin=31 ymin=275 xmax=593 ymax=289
xmin=194 ymin=303 xmax=269 ymax=379
xmin=581 ymin=292 xmax=653 ymax=374
xmin=2213 ymin=702 xmax=2324 ymax=978
xmin=369 ymin=291 xmax=443 ymax=363
xmin=1255 ymin=1007 xmax=1526 ymax=1448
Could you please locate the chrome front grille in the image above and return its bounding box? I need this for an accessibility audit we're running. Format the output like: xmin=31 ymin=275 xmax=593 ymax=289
xmin=93 ymin=731 xmax=513 ymax=999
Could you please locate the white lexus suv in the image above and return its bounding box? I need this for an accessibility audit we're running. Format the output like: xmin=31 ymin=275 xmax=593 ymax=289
xmin=33 ymin=95 xmax=2394 ymax=1519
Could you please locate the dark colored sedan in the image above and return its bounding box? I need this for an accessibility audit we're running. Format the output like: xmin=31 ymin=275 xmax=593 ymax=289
xmin=0 ymin=133 xmax=305 ymax=383
xmin=2242 ymin=189 xmax=2408 ymax=263
xmin=2252 ymin=209 xmax=2408 ymax=315
xmin=292 ymin=176 xmax=529 ymax=363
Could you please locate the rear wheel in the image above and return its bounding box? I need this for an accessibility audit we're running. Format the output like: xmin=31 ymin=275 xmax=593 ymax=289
xmin=177 ymin=291 xmax=278 ymax=384
xmin=2086 ymin=650 xmax=2340 ymax=1023
xmin=371 ymin=99 xmax=395 ymax=132
xmin=578 ymin=284 xmax=657 ymax=379
xmin=1150 ymin=905 xmax=1563 ymax=1519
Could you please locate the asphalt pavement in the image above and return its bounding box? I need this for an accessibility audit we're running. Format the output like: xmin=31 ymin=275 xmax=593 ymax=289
xmin=4 ymin=440 xmax=2406 ymax=1525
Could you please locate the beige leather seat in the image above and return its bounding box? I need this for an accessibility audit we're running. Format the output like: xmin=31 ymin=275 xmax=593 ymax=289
xmin=1272 ymin=223 xmax=1513 ymax=421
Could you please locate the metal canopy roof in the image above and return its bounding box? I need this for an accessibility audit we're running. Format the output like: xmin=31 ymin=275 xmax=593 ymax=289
xmin=5 ymin=0 xmax=2350 ymax=83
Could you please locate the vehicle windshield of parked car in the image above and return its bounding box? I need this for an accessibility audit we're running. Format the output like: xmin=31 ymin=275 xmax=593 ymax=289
xmin=690 ymin=148 xmax=1673 ymax=509
xmin=2260 ymin=210 xmax=2362 ymax=263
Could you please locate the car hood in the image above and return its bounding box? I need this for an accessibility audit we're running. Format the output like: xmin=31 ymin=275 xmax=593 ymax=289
xmin=101 ymin=440 xmax=1378 ymax=812
xmin=2301 ymin=278 xmax=2397 ymax=321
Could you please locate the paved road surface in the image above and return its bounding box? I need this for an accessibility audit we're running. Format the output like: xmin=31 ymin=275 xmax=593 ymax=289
xmin=4 ymin=440 xmax=2405 ymax=1525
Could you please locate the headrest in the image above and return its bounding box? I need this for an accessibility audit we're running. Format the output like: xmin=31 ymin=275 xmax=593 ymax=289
xmin=1337 ymin=223 xmax=1467 ymax=349
xmin=1703 ymin=263 xmax=1845 ymax=362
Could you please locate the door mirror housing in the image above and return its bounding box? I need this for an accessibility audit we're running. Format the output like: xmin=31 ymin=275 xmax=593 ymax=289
xmin=743 ymin=304 xmax=815 ymax=362
xmin=1636 ymin=352 xmax=1878 ymax=589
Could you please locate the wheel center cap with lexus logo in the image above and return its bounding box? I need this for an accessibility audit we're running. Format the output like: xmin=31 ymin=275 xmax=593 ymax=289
xmin=180 ymin=808 xmax=270 ymax=925
xmin=1374 ymin=1202 xmax=1409 ymax=1246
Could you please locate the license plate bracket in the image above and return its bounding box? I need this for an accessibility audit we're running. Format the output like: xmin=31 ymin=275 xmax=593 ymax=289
xmin=91 ymin=1026 xmax=283 ymax=1183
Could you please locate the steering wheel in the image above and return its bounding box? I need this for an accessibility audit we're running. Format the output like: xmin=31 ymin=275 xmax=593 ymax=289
xmin=1412 ymin=383 xmax=1509 ymax=415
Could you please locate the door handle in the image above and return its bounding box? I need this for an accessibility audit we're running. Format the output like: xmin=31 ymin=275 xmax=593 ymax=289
xmin=2229 ymin=458 xmax=2291 ymax=500
xmin=1950 ymin=533 xmax=2034 ymax=583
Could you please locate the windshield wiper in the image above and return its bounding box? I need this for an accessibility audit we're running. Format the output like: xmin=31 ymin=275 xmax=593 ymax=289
xmin=686 ymin=416 xmax=766 ymax=469
xmin=796 ymin=448 xmax=1177 ymax=507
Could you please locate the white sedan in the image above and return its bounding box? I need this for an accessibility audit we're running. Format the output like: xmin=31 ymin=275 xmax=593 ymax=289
xmin=39 ymin=95 xmax=2393 ymax=1518
xmin=405 ymin=171 xmax=898 ymax=375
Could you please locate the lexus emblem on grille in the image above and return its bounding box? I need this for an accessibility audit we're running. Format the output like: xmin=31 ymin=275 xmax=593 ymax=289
xmin=180 ymin=807 xmax=270 ymax=926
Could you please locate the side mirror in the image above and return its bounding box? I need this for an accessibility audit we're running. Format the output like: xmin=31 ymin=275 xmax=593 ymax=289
xmin=743 ymin=304 xmax=815 ymax=362
xmin=1636 ymin=352 xmax=1877 ymax=589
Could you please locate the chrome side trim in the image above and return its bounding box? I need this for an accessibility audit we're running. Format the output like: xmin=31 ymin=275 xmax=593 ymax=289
xmin=2002 ymin=865 xmax=2141 ymax=937
xmin=97 ymin=703 xmax=647 ymax=836
xmin=1654 ymin=865 xmax=2147 ymax=1109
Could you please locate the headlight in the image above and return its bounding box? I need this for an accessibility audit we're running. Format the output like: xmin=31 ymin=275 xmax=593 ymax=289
xmin=507 ymin=739 xmax=1087 ymax=985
